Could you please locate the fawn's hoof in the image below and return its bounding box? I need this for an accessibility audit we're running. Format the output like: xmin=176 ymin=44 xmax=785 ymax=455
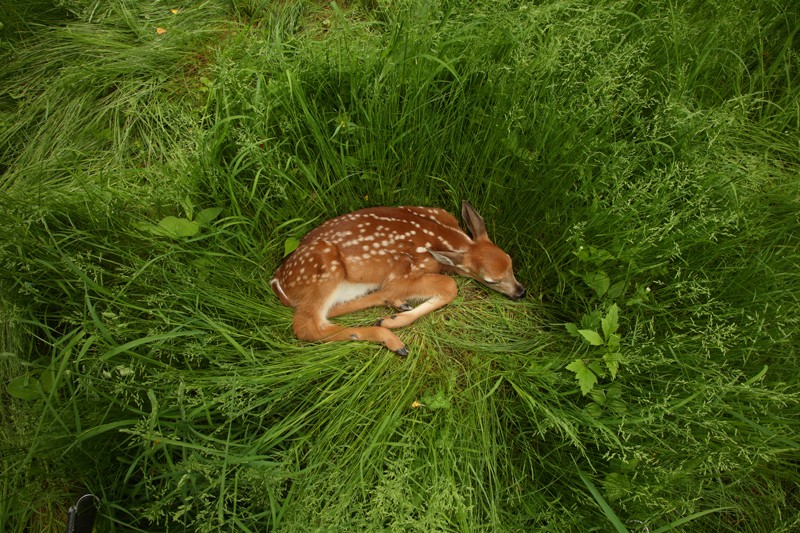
xmin=397 ymin=303 xmax=413 ymax=312
xmin=394 ymin=345 xmax=409 ymax=356
xmin=374 ymin=314 xmax=398 ymax=327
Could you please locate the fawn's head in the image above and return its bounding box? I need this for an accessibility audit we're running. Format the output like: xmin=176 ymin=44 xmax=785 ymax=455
xmin=429 ymin=201 xmax=527 ymax=300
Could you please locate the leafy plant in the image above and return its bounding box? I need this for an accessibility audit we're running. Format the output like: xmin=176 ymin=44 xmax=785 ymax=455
xmin=283 ymin=237 xmax=300 ymax=256
xmin=136 ymin=197 xmax=223 ymax=238
xmin=565 ymin=304 xmax=622 ymax=395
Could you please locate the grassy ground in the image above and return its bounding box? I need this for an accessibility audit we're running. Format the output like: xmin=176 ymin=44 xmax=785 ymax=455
xmin=1 ymin=0 xmax=799 ymax=530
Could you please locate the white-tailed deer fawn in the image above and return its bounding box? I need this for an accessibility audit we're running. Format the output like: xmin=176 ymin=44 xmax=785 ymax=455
xmin=271 ymin=201 xmax=526 ymax=355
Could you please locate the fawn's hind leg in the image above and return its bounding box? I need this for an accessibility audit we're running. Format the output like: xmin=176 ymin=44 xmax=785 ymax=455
xmin=292 ymin=309 xmax=408 ymax=355
xmin=288 ymin=257 xmax=409 ymax=354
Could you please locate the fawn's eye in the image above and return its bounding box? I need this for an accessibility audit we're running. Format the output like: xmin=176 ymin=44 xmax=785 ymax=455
xmin=484 ymin=279 xmax=499 ymax=285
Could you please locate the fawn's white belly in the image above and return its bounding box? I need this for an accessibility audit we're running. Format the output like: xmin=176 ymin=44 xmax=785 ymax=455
xmin=331 ymin=282 xmax=380 ymax=306
xmin=317 ymin=281 xmax=380 ymax=321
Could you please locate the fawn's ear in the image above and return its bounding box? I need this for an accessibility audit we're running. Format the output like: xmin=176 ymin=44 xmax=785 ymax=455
xmin=428 ymin=249 xmax=466 ymax=269
xmin=461 ymin=201 xmax=488 ymax=241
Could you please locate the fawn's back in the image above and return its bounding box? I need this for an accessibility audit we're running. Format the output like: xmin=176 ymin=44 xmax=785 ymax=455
xmin=272 ymin=206 xmax=469 ymax=304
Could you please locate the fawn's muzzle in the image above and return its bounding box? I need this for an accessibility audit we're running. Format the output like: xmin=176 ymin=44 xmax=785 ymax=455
xmin=511 ymin=285 xmax=527 ymax=300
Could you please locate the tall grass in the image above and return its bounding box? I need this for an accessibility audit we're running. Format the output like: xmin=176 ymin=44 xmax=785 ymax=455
xmin=2 ymin=0 xmax=799 ymax=530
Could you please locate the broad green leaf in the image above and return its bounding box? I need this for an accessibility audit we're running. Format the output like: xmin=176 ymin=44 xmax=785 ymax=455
xmin=604 ymin=352 xmax=622 ymax=379
xmin=607 ymin=332 xmax=621 ymax=351
xmin=601 ymin=304 xmax=620 ymax=340
xmin=156 ymin=216 xmax=201 ymax=238
xmin=582 ymin=270 xmax=610 ymax=297
xmin=588 ymin=360 xmax=605 ymax=377
xmin=181 ymin=195 xmax=194 ymax=220
xmin=565 ymin=322 xmax=580 ymax=337
xmin=589 ymin=387 xmax=606 ymax=405
xmin=587 ymin=245 xmax=614 ymax=263
xmin=574 ymin=245 xmax=613 ymax=265
xmin=608 ymin=397 xmax=627 ymax=415
xmin=580 ymin=309 xmax=603 ymax=330
xmin=626 ymin=284 xmax=652 ymax=306
xmin=566 ymin=359 xmax=598 ymax=395
xmin=584 ymin=402 xmax=603 ymax=418
xmin=578 ymin=329 xmax=605 ymax=346
xmin=284 ymin=237 xmax=301 ymax=257
xmin=7 ymin=375 xmax=43 ymax=400
xmin=421 ymin=390 xmax=450 ymax=410
xmin=575 ymin=247 xmax=591 ymax=262
xmin=134 ymin=221 xmax=157 ymax=233
xmin=40 ymin=368 xmax=58 ymax=394
xmin=620 ymin=457 xmax=641 ymax=473
xmin=625 ymin=296 xmax=645 ymax=306
xmin=607 ymin=281 xmax=626 ymax=300
xmin=195 ymin=207 xmax=223 ymax=226
xmin=603 ymin=472 xmax=632 ymax=501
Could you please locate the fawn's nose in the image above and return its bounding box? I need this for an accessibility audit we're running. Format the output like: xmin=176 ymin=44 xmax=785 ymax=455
xmin=511 ymin=285 xmax=527 ymax=300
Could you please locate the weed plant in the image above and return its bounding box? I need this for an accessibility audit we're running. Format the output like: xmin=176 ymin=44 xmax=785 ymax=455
xmin=1 ymin=0 xmax=799 ymax=531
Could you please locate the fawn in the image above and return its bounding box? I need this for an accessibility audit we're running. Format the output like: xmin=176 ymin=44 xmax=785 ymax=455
xmin=271 ymin=201 xmax=526 ymax=355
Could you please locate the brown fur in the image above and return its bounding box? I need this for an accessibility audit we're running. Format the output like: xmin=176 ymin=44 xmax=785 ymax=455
xmin=271 ymin=201 xmax=526 ymax=354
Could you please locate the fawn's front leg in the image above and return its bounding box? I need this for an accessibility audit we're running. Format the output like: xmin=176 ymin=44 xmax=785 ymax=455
xmin=376 ymin=273 xmax=458 ymax=329
xmin=327 ymin=286 xmax=412 ymax=318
